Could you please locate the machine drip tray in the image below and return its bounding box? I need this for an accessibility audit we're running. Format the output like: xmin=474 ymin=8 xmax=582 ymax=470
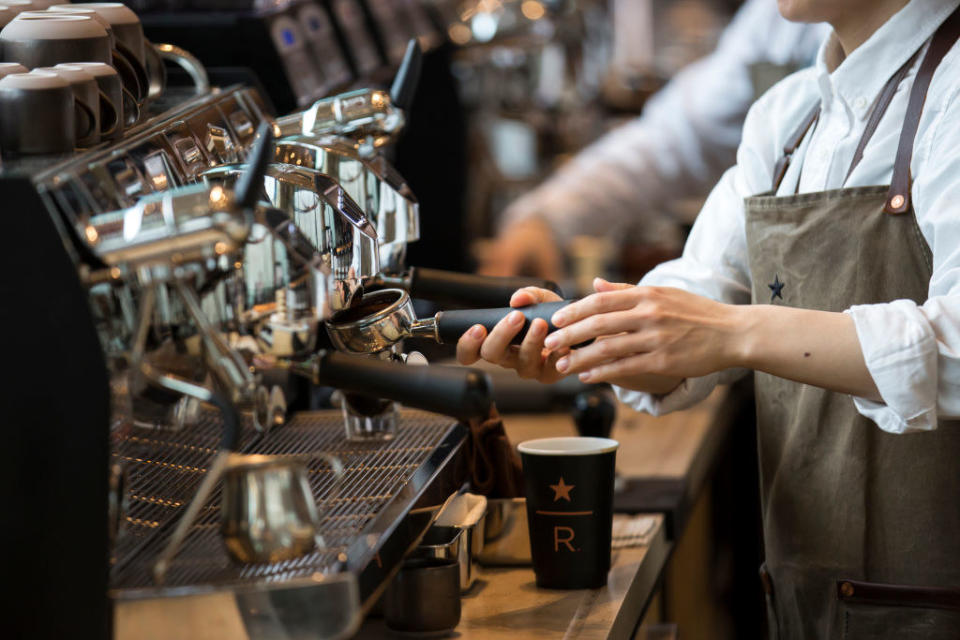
xmin=110 ymin=408 xmax=467 ymax=639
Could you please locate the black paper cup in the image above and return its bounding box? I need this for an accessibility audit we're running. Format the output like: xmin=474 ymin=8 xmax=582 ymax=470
xmin=518 ymin=436 xmax=618 ymax=589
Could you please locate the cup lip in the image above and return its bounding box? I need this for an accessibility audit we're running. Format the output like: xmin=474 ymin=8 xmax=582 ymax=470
xmin=399 ymin=556 xmax=459 ymax=572
xmin=517 ymin=436 xmax=619 ymax=456
xmin=224 ymin=452 xmax=307 ymax=472
xmin=0 ymin=69 xmax=69 ymax=89
xmin=2 ymin=13 xmax=108 ymax=39
xmin=58 ymin=61 xmax=116 ymax=78
xmin=43 ymin=7 xmax=113 ymax=31
xmin=2 ymin=1 xmax=40 ymax=9
xmin=327 ymin=287 xmax=409 ymax=329
xmin=36 ymin=64 xmax=96 ymax=84
xmin=52 ymin=3 xmax=140 ymax=26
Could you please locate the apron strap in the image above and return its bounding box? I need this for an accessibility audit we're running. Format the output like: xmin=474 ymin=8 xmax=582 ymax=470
xmin=770 ymin=104 xmax=820 ymax=192
xmin=885 ymin=7 xmax=960 ymax=215
xmin=770 ymin=4 xmax=960 ymax=196
xmin=844 ymin=47 xmax=923 ymax=184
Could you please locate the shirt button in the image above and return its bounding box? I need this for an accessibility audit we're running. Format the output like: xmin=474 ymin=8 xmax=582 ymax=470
xmin=854 ymin=96 xmax=868 ymax=111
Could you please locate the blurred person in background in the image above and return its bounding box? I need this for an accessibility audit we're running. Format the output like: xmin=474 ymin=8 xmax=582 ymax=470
xmin=480 ymin=0 xmax=828 ymax=281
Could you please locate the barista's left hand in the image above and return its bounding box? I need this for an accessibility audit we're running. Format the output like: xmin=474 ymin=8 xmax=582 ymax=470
xmin=545 ymin=278 xmax=742 ymax=389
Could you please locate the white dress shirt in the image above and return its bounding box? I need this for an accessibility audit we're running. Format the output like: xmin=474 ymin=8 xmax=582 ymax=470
xmin=501 ymin=0 xmax=827 ymax=247
xmin=616 ymin=0 xmax=960 ymax=435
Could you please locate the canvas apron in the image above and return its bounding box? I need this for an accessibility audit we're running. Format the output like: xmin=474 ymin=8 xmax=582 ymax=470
xmin=743 ymin=9 xmax=960 ymax=639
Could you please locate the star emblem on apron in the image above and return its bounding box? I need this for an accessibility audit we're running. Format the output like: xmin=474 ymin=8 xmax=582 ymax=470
xmin=768 ymin=274 xmax=785 ymax=302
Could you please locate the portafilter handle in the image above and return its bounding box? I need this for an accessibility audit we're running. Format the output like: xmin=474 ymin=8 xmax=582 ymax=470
xmin=289 ymin=351 xmax=493 ymax=421
xmin=371 ymin=266 xmax=562 ymax=308
xmin=414 ymin=300 xmax=594 ymax=348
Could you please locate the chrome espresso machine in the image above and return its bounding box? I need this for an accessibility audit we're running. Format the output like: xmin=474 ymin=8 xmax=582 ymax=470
xmin=2 ymin=4 xmax=558 ymax=638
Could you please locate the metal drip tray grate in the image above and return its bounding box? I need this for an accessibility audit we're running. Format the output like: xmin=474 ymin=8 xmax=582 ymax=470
xmin=111 ymin=408 xmax=462 ymax=593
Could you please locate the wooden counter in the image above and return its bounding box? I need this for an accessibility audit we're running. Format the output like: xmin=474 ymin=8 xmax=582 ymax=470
xmin=356 ymin=514 xmax=669 ymax=640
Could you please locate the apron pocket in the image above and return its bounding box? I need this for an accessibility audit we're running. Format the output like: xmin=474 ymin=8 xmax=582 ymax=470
xmin=838 ymin=579 xmax=960 ymax=640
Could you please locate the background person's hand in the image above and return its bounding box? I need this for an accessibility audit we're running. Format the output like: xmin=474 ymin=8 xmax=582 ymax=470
xmin=477 ymin=217 xmax=564 ymax=281
xmin=456 ymin=286 xmax=569 ymax=383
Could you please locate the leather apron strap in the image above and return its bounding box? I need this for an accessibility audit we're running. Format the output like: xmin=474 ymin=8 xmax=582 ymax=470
xmin=770 ymin=8 xmax=960 ymax=196
xmin=770 ymin=103 xmax=819 ymax=193
xmin=885 ymin=7 xmax=960 ymax=214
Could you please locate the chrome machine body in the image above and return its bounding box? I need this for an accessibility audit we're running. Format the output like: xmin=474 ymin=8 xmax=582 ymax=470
xmin=17 ymin=78 xmax=463 ymax=640
xmin=5 ymin=6 xmax=470 ymax=635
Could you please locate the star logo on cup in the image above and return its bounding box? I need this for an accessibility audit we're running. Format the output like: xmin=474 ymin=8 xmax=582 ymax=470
xmin=550 ymin=477 xmax=575 ymax=502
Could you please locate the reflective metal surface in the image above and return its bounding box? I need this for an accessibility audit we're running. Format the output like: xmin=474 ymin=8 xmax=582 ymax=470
xmin=275 ymin=88 xmax=404 ymax=152
xmin=221 ymin=454 xmax=323 ymax=563
xmin=275 ymin=137 xmax=419 ymax=273
xmin=203 ymin=162 xmax=379 ymax=310
xmin=80 ymin=182 xmax=248 ymax=278
xmin=325 ymin=288 xmax=437 ymax=354
xmin=14 ymin=67 xmax=460 ymax=639
xmin=221 ymin=451 xmax=345 ymax=565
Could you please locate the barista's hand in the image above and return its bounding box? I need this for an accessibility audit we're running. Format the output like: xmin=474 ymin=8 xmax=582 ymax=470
xmin=456 ymin=286 xmax=569 ymax=383
xmin=478 ymin=217 xmax=564 ymax=281
xmin=544 ymin=279 xmax=741 ymax=393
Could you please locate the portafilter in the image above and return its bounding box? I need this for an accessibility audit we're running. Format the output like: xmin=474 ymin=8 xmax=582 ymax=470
xmin=324 ymin=288 xmax=592 ymax=355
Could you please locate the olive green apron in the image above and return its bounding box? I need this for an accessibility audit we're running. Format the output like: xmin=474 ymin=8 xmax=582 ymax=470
xmin=743 ymin=9 xmax=960 ymax=639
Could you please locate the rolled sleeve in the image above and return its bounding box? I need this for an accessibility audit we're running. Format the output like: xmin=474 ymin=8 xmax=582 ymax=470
xmin=615 ymin=373 xmax=721 ymax=416
xmin=614 ymin=368 xmax=748 ymax=415
xmin=846 ymin=300 xmax=939 ymax=433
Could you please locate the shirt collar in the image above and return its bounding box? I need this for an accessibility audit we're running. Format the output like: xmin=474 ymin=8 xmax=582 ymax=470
xmin=814 ymin=0 xmax=960 ymax=120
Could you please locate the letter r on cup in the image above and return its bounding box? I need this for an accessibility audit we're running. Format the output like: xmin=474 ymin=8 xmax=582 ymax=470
xmin=554 ymin=526 xmax=576 ymax=552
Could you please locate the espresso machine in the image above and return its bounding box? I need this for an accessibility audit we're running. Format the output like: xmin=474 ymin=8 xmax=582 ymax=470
xmin=0 ymin=6 xmax=547 ymax=638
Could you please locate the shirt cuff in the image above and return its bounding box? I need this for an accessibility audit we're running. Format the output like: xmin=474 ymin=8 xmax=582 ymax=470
xmin=614 ymin=373 xmax=722 ymax=416
xmin=846 ymin=300 xmax=939 ymax=434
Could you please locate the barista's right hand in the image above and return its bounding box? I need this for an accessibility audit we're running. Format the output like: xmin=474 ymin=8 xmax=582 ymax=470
xmin=456 ymin=286 xmax=569 ymax=383
xmin=478 ymin=217 xmax=564 ymax=281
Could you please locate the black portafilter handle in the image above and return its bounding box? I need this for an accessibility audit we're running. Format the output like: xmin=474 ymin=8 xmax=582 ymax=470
xmin=390 ymin=39 xmax=423 ymax=112
xmin=408 ymin=267 xmax=562 ymax=308
xmin=234 ymin=122 xmax=275 ymax=211
xmin=310 ymin=351 xmax=493 ymax=421
xmin=433 ymin=300 xmax=593 ymax=348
